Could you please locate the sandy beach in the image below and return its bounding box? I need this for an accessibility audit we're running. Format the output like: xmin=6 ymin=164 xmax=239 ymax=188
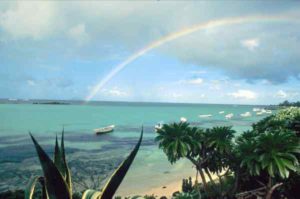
xmin=120 ymin=171 xmax=221 ymax=198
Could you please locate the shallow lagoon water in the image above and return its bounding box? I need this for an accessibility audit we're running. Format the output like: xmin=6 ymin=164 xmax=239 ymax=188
xmin=0 ymin=102 xmax=270 ymax=195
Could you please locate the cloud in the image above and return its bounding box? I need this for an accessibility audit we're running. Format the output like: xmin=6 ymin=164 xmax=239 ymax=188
xmin=189 ymin=70 xmax=207 ymax=74
xmin=241 ymin=38 xmax=260 ymax=51
xmin=27 ymin=80 xmax=36 ymax=86
xmin=275 ymin=90 xmax=299 ymax=99
xmin=102 ymin=87 xmax=128 ymax=97
xmin=67 ymin=23 xmax=90 ymax=45
xmin=276 ymin=90 xmax=288 ymax=98
xmin=180 ymin=78 xmax=203 ymax=85
xmin=0 ymin=1 xmax=56 ymax=40
xmin=228 ymin=89 xmax=257 ymax=100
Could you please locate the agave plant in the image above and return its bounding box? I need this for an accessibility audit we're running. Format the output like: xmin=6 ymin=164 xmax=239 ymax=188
xmin=25 ymin=128 xmax=143 ymax=199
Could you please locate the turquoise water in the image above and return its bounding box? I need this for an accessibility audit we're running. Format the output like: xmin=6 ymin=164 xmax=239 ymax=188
xmin=0 ymin=102 xmax=270 ymax=195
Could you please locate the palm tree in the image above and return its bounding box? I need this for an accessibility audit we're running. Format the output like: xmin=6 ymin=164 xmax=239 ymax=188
xmin=206 ymin=126 xmax=235 ymax=155
xmin=204 ymin=126 xmax=236 ymax=196
xmin=155 ymin=122 xmax=211 ymax=194
xmin=155 ymin=122 xmax=194 ymax=163
xmin=239 ymin=129 xmax=300 ymax=199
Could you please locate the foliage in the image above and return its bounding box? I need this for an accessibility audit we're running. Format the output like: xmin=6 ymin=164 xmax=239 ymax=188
xmin=155 ymin=122 xmax=194 ymax=163
xmin=156 ymin=107 xmax=300 ymax=198
xmin=172 ymin=190 xmax=199 ymax=199
xmin=25 ymin=128 xmax=143 ymax=199
xmin=253 ymin=107 xmax=300 ymax=133
xmin=279 ymin=100 xmax=300 ymax=107
xmin=238 ymin=130 xmax=299 ymax=178
xmin=181 ymin=177 xmax=193 ymax=193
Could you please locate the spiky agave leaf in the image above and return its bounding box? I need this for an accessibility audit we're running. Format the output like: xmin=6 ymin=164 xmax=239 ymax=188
xmin=81 ymin=189 xmax=102 ymax=199
xmin=61 ymin=129 xmax=72 ymax=193
xmin=54 ymin=134 xmax=65 ymax=178
xmin=100 ymin=128 xmax=143 ymax=198
xmin=30 ymin=133 xmax=72 ymax=199
xmin=25 ymin=176 xmax=45 ymax=199
xmin=82 ymin=128 xmax=143 ymax=199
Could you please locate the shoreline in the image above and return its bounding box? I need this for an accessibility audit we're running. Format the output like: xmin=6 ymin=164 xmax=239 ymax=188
xmin=118 ymin=171 xmax=221 ymax=198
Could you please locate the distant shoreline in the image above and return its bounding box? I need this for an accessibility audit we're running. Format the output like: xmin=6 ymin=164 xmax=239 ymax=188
xmin=0 ymin=98 xmax=268 ymax=107
xmin=32 ymin=101 xmax=70 ymax=105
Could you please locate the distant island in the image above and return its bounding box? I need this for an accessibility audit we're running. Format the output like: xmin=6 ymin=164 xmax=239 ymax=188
xmin=278 ymin=100 xmax=300 ymax=107
xmin=32 ymin=101 xmax=70 ymax=105
xmin=265 ymin=100 xmax=300 ymax=110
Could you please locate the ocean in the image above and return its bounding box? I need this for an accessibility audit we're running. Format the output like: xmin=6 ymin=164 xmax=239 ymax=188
xmin=0 ymin=101 xmax=270 ymax=196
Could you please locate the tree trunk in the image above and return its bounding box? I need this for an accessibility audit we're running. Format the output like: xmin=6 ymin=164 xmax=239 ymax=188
xmin=187 ymin=156 xmax=210 ymax=198
xmin=265 ymin=183 xmax=283 ymax=199
xmin=204 ymin=168 xmax=216 ymax=185
xmin=198 ymin=166 xmax=210 ymax=196
xmin=231 ymin=168 xmax=240 ymax=195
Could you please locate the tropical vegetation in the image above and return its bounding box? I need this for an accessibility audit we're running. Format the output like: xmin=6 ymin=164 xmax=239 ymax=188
xmin=155 ymin=107 xmax=300 ymax=199
xmin=279 ymin=100 xmax=300 ymax=107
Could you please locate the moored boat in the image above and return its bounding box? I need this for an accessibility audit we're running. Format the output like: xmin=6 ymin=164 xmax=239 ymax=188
xmin=94 ymin=125 xmax=115 ymax=135
xmin=225 ymin=113 xmax=234 ymax=119
xmin=199 ymin=114 xmax=212 ymax=118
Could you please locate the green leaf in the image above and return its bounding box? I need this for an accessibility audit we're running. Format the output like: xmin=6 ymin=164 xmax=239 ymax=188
xmin=82 ymin=189 xmax=102 ymax=199
xmin=255 ymin=164 xmax=260 ymax=176
xmin=274 ymin=156 xmax=288 ymax=178
xmin=61 ymin=129 xmax=72 ymax=193
xmin=54 ymin=134 xmax=65 ymax=178
xmin=267 ymin=163 xmax=274 ymax=177
xmin=100 ymin=128 xmax=143 ymax=199
xmin=25 ymin=176 xmax=44 ymax=199
xmin=29 ymin=133 xmax=71 ymax=199
xmin=281 ymin=159 xmax=297 ymax=172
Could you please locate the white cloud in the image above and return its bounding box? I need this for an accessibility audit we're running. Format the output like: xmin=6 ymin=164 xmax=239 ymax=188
xmin=199 ymin=94 xmax=206 ymax=98
xmin=241 ymin=38 xmax=260 ymax=51
xmin=102 ymin=87 xmax=128 ymax=97
xmin=0 ymin=2 xmax=56 ymax=39
xmin=209 ymin=80 xmax=221 ymax=90
xmin=180 ymin=78 xmax=203 ymax=85
xmin=228 ymin=89 xmax=257 ymax=100
xmin=67 ymin=23 xmax=90 ymax=45
xmin=27 ymin=80 xmax=36 ymax=86
xmin=276 ymin=90 xmax=288 ymax=98
xmin=189 ymin=70 xmax=207 ymax=74
xmin=171 ymin=93 xmax=183 ymax=98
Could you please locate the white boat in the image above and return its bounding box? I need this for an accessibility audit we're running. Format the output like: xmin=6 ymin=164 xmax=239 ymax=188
xmin=155 ymin=122 xmax=164 ymax=132
xmin=261 ymin=109 xmax=267 ymax=113
xmin=198 ymin=114 xmax=212 ymax=118
xmin=240 ymin=112 xmax=251 ymax=117
xmin=225 ymin=113 xmax=234 ymax=119
xmin=266 ymin=110 xmax=272 ymax=114
xmin=256 ymin=112 xmax=263 ymax=115
xmin=219 ymin=111 xmax=225 ymax=114
xmin=94 ymin=125 xmax=115 ymax=135
xmin=180 ymin=117 xmax=187 ymax=122
xmin=253 ymin=108 xmax=261 ymax=112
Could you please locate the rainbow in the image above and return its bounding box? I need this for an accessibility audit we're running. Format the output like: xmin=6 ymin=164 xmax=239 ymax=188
xmin=85 ymin=14 xmax=298 ymax=101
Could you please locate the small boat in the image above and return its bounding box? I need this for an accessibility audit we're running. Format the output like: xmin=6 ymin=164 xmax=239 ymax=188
xmin=180 ymin=117 xmax=187 ymax=122
xmin=265 ymin=110 xmax=272 ymax=114
xmin=256 ymin=112 xmax=263 ymax=115
xmin=219 ymin=111 xmax=225 ymax=114
xmin=199 ymin=114 xmax=212 ymax=118
xmin=253 ymin=108 xmax=261 ymax=112
xmin=155 ymin=122 xmax=164 ymax=132
xmin=94 ymin=125 xmax=115 ymax=135
xmin=240 ymin=112 xmax=251 ymax=117
xmin=225 ymin=113 xmax=234 ymax=119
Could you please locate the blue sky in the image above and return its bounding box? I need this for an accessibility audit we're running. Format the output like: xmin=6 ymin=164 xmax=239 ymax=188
xmin=0 ymin=1 xmax=300 ymax=105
